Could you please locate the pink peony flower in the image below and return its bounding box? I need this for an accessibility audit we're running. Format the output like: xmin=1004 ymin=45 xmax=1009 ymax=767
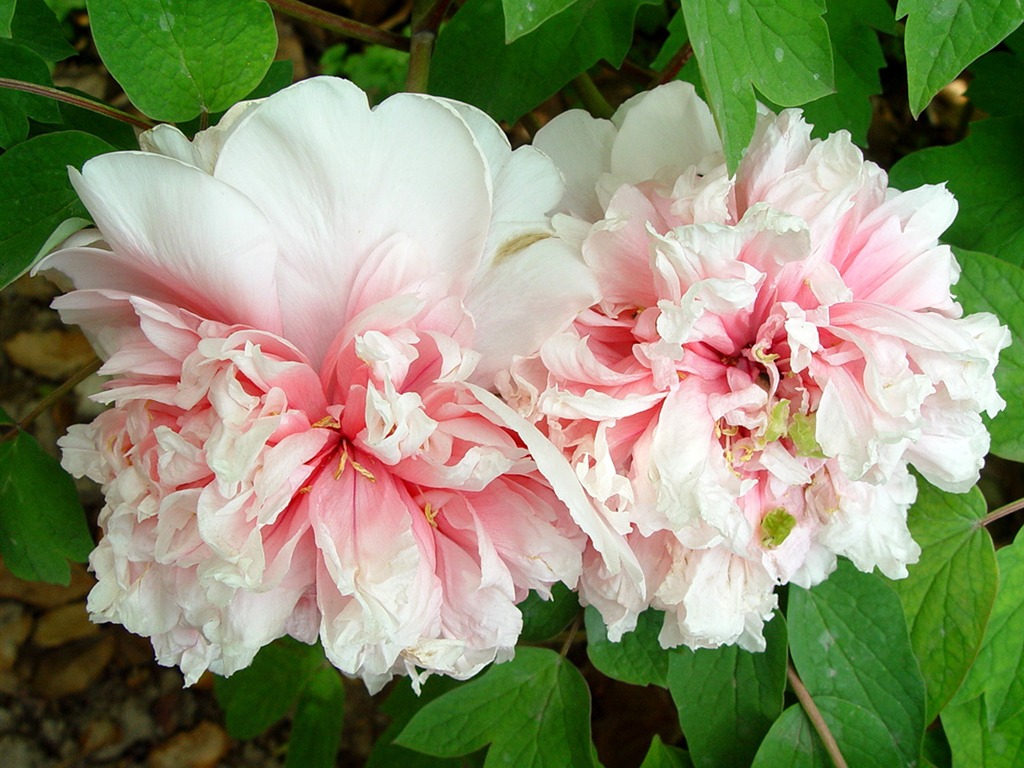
xmin=512 ymin=82 xmax=1010 ymax=650
xmin=38 ymin=77 xmax=629 ymax=691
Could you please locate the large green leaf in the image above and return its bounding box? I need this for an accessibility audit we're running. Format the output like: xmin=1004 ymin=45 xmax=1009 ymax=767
xmin=890 ymin=117 xmax=1024 ymax=268
xmin=8 ymin=0 xmax=74 ymax=61
xmin=639 ymin=735 xmax=693 ymax=768
xmin=750 ymin=705 xmax=830 ymax=768
xmin=0 ymin=39 xmax=61 ymax=149
xmin=967 ymin=46 xmax=1024 ymax=117
xmin=367 ymin=677 xmax=484 ymax=768
xmin=0 ymin=0 xmax=15 ymax=36
xmin=284 ymin=666 xmax=346 ymax=768
xmin=0 ymin=130 xmax=115 ymax=289
xmin=214 ymin=638 xmax=323 ymax=739
xmin=502 ymin=0 xmax=576 ymax=41
xmin=86 ymin=0 xmax=277 ymax=122
xmin=788 ymin=560 xmax=926 ymax=768
xmin=396 ymin=648 xmax=597 ymax=768
xmin=681 ymin=0 xmax=834 ymax=172
xmin=951 ymin=248 xmax=1024 ymax=461
xmin=800 ymin=0 xmax=892 ymax=145
xmin=519 ymin=582 xmax=579 ymax=642
xmin=585 ymin=605 xmax=668 ymax=687
xmin=0 ymin=411 xmax=94 ymax=584
xmin=897 ymin=0 xmax=1023 ymax=116
xmin=667 ymin=613 xmax=787 ymax=768
xmin=943 ymin=529 xmax=1024 ymax=767
xmin=889 ymin=481 xmax=998 ymax=722
xmin=432 ymin=0 xmax=656 ymax=123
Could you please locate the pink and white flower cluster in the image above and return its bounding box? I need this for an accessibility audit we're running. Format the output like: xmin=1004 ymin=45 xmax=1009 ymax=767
xmin=509 ymin=81 xmax=1010 ymax=649
xmin=43 ymin=77 xmax=1008 ymax=689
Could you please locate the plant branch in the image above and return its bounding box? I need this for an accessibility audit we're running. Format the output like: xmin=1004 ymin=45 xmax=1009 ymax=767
xmin=981 ymin=496 xmax=1024 ymax=528
xmin=1 ymin=356 xmax=103 ymax=442
xmin=267 ymin=0 xmax=410 ymax=51
xmin=572 ymin=72 xmax=614 ymax=119
xmin=0 ymin=78 xmax=154 ymax=129
xmin=655 ymin=42 xmax=694 ymax=86
xmin=788 ymin=662 xmax=848 ymax=768
xmin=405 ymin=31 xmax=435 ymax=93
xmin=559 ymin=613 xmax=582 ymax=658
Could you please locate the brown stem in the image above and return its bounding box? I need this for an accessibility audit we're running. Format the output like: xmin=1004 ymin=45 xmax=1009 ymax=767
xmin=981 ymin=497 xmax=1024 ymax=528
xmin=788 ymin=662 xmax=848 ymax=768
xmin=559 ymin=613 xmax=582 ymax=658
xmin=267 ymin=0 xmax=410 ymax=51
xmin=405 ymin=31 xmax=435 ymax=93
xmin=1 ymin=356 xmax=103 ymax=443
xmin=655 ymin=42 xmax=694 ymax=86
xmin=572 ymin=72 xmax=614 ymax=119
xmin=0 ymin=78 xmax=154 ymax=129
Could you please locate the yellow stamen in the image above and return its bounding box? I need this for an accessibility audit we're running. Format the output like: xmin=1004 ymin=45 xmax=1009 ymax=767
xmin=424 ymin=502 xmax=439 ymax=528
xmin=298 ymin=485 xmax=313 ymax=494
xmin=312 ymin=415 xmax=340 ymax=429
xmin=334 ymin=449 xmax=348 ymax=480
xmin=350 ymin=459 xmax=377 ymax=483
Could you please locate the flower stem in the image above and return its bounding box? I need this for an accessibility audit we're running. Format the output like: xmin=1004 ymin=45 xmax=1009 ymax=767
xmin=981 ymin=496 xmax=1024 ymax=528
xmin=1 ymin=356 xmax=103 ymax=443
xmin=559 ymin=613 xmax=582 ymax=659
xmin=405 ymin=31 xmax=435 ymax=94
xmin=655 ymin=42 xmax=694 ymax=85
xmin=788 ymin=662 xmax=848 ymax=768
xmin=0 ymin=78 xmax=154 ymax=129
xmin=572 ymin=72 xmax=614 ymax=119
xmin=267 ymin=0 xmax=410 ymax=51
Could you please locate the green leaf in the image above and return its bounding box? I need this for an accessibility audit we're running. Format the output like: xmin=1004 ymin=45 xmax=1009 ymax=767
xmin=897 ymin=0 xmax=1023 ymax=116
xmin=519 ymin=582 xmax=579 ymax=642
xmin=367 ymin=677 xmax=484 ymax=768
xmin=585 ymin=605 xmax=668 ymax=687
xmin=800 ymin=0 xmax=892 ymax=145
xmin=214 ymin=638 xmax=323 ymax=739
xmin=890 ymin=117 xmax=1024 ymax=267
xmin=432 ymin=0 xmax=657 ymax=123
xmin=396 ymin=647 xmax=597 ymax=768
xmin=788 ymin=560 xmax=926 ymax=768
xmin=967 ymin=48 xmax=1024 ymax=117
xmin=0 ymin=130 xmax=116 ymax=289
xmin=667 ymin=613 xmax=787 ymax=768
xmin=86 ymin=0 xmax=277 ymax=122
xmin=750 ymin=704 xmax=830 ymax=768
xmin=9 ymin=0 xmax=74 ymax=61
xmin=889 ymin=481 xmax=997 ymax=722
xmin=0 ymin=413 xmax=94 ymax=584
xmin=922 ymin=722 xmax=953 ymax=768
xmin=0 ymin=0 xmax=15 ymax=36
xmin=681 ymin=0 xmax=834 ymax=172
xmin=949 ymin=528 xmax=1024 ymax=723
xmin=951 ymin=248 xmax=1024 ymax=461
xmin=57 ymin=89 xmax=139 ymax=150
xmin=943 ymin=697 xmax=1024 ymax=768
xmin=502 ymin=0 xmax=576 ymax=42
xmin=640 ymin=734 xmax=693 ymax=768
xmin=176 ymin=59 xmax=294 ymax=137
xmin=650 ymin=9 xmax=688 ymax=72
xmin=285 ymin=666 xmax=346 ymax=768
xmin=0 ymin=39 xmax=62 ymax=149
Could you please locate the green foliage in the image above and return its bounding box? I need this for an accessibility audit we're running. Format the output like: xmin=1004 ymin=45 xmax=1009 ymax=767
xmin=890 ymin=117 xmax=1024 ymax=267
xmin=800 ymin=0 xmax=892 ymax=145
xmin=890 ymin=481 xmax=997 ymax=722
xmin=0 ymin=0 xmax=14 ymax=36
xmin=0 ymin=409 xmax=93 ymax=584
xmin=285 ymin=666 xmax=346 ymax=768
xmin=966 ymin=35 xmax=1024 ymax=117
xmin=86 ymin=0 xmax=278 ymax=122
xmin=519 ymin=582 xmax=580 ymax=642
xmin=952 ymin=248 xmax=1024 ymax=462
xmin=7 ymin=0 xmax=74 ymax=61
xmin=0 ymin=39 xmax=61 ymax=148
xmin=396 ymin=647 xmax=597 ymax=768
xmin=214 ymin=639 xmax=325 ymax=739
xmin=681 ymin=0 xmax=834 ymax=172
xmin=667 ymin=613 xmax=787 ymax=768
xmin=431 ymin=0 xmax=657 ymax=123
xmin=640 ymin=735 xmax=693 ymax=768
xmin=942 ymin=529 xmax=1024 ymax=767
xmin=502 ymin=0 xmax=576 ymax=42
xmin=0 ymin=130 xmax=115 ymax=288
xmin=585 ymin=605 xmax=669 ymax=687
xmin=320 ymin=44 xmax=408 ymax=105
xmin=898 ymin=0 xmax=1023 ymax=116
xmin=788 ymin=560 xmax=926 ymax=768
xmin=750 ymin=705 xmax=830 ymax=767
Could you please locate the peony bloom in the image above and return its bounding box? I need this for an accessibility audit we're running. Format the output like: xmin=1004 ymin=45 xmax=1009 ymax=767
xmin=38 ymin=77 xmax=628 ymax=691
xmin=510 ymin=81 xmax=1010 ymax=650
